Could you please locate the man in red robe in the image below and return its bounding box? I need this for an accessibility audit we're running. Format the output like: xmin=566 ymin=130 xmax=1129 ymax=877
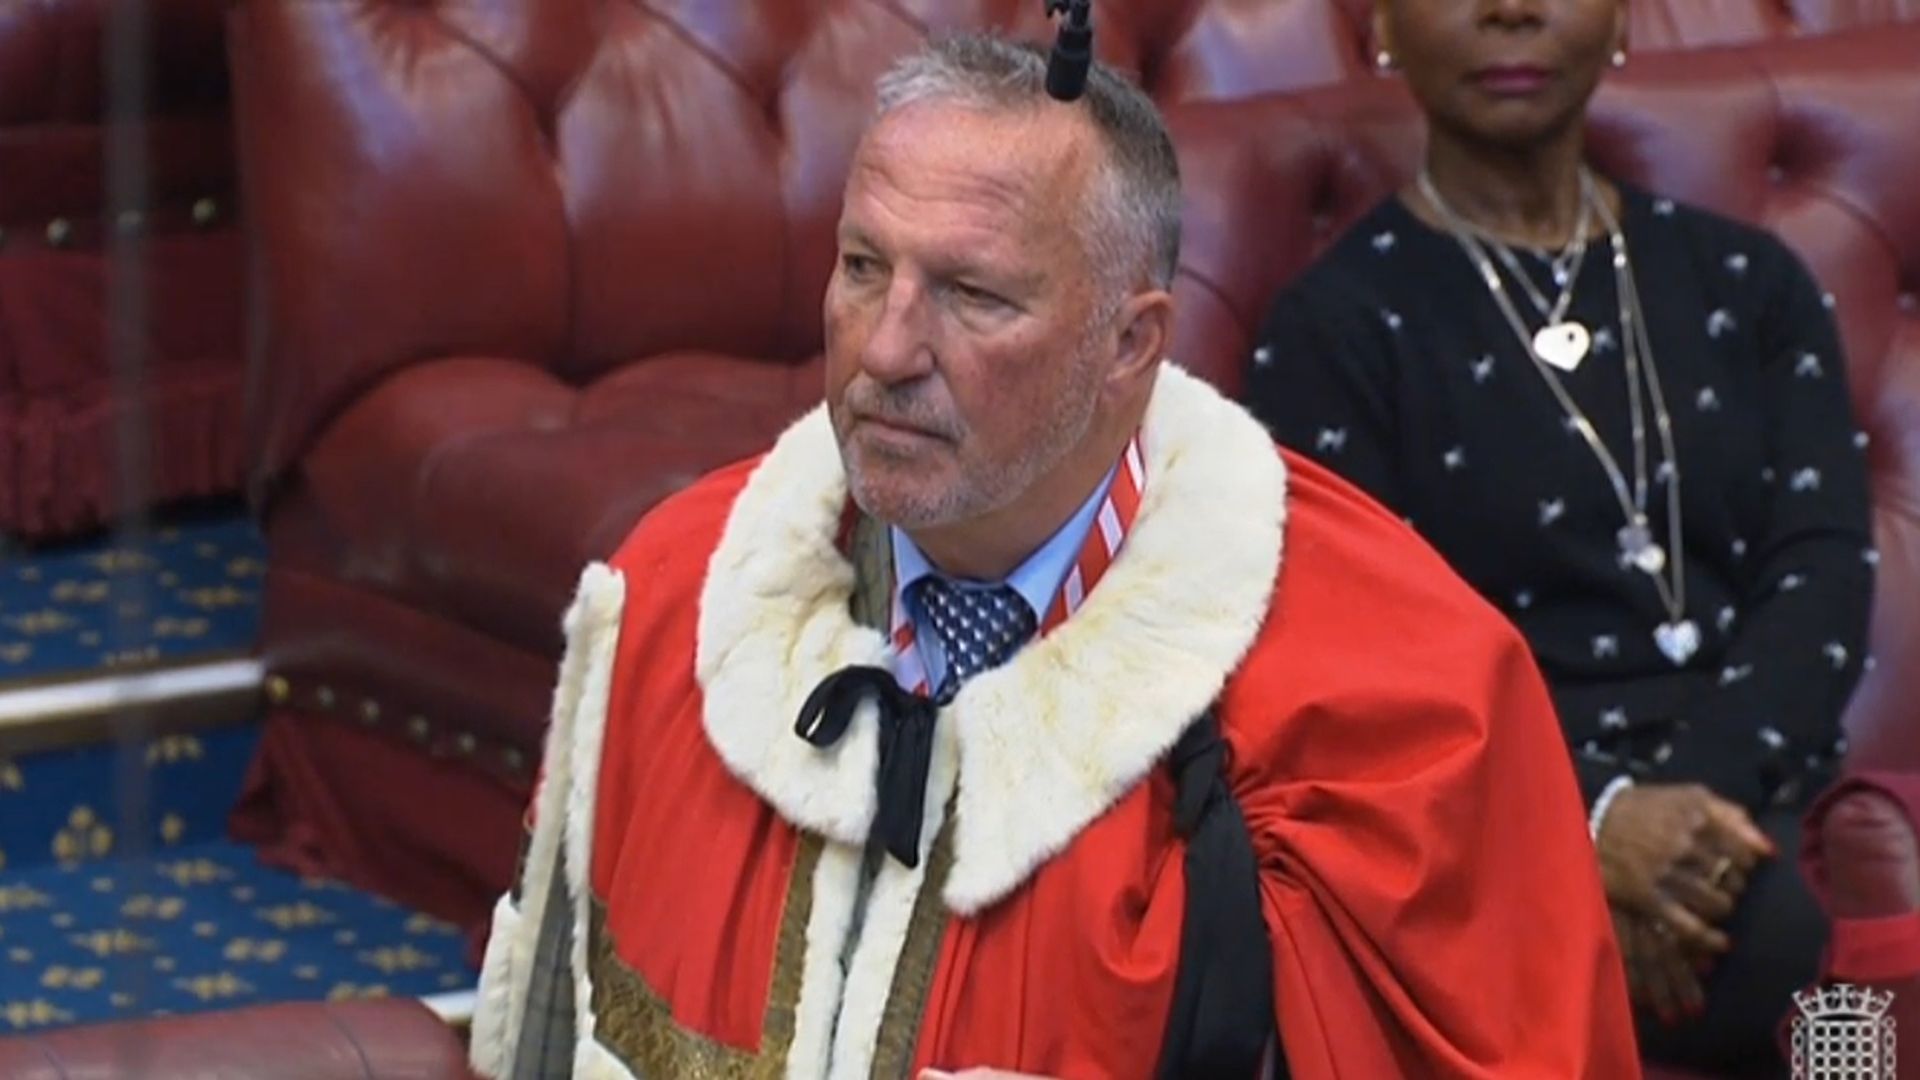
xmin=470 ymin=34 xmax=1639 ymax=1080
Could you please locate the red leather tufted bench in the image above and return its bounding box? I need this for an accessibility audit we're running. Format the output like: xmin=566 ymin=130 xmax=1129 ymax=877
xmin=0 ymin=0 xmax=244 ymax=538
xmin=0 ymin=998 xmax=475 ymax=1079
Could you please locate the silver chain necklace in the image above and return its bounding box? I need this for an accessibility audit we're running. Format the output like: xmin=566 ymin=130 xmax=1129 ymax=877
xmin=1418 ymin=169 xmax=1699 ymax=666
xmin=1492 ymin=180 xmax=1593 ymax=329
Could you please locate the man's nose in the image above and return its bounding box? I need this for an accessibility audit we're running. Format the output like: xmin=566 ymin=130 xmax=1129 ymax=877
xmin=859 ymin=275 xmax=937 ymax=384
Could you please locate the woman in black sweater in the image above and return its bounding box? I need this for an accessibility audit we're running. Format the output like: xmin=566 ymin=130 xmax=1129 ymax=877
xmin=1247 ymin=1 xmax=1872 ymax=1073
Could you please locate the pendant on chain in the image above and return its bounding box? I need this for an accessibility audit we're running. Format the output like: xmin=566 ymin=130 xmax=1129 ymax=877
xmin=1616 ymin=522 xmax=1667 ymax=575
xmin=1654 ymin=619 xmax=1700 ymax=666
xmin=1532 ymin=322 xmax=1591 ymax=372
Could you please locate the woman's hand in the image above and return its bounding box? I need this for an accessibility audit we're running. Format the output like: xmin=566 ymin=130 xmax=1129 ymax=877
xmin=1595 ymin=783 xmax=1772 ymax=953
xmin=1613 ymin=907 xmax=1709 ymax=1025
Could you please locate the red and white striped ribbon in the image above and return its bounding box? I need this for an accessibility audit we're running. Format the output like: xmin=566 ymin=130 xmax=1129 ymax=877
xmin=891 ymin=435 xmax=1147 ymax=697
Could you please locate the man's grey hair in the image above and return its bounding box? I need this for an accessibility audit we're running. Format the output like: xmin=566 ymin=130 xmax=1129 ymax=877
xmin=873 ymin=33 xmax=1183 ymax=301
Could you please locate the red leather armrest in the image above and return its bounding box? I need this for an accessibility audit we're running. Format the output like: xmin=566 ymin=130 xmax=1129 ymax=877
xmin=0 ymin=999 xmax=474 ymax=1079
xmin=1811 ymin=785 xmax=1920 ymax=919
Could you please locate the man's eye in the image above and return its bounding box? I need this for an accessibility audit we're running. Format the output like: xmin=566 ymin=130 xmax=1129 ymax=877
xmin=842 ymin=254 xmax=880 ymax=280
xmin=955 ymin=283 xmax=1006 ymax=308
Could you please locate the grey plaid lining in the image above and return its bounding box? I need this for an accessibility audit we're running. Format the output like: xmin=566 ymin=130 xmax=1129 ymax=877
xmin=509 ymin=854 xmax=579 ymax=1080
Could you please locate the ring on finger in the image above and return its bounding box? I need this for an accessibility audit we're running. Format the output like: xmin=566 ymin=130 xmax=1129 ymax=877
xmin=1706 ymin=855 xmax=1735 ymax=890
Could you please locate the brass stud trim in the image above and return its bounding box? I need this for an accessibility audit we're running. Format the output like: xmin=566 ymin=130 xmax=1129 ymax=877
xmin=314 ymin=686 xmax=336 ymax=709
xmin=454 ymin=733 xmax=477 ymax=756
xmin=406 ymin=715 xmax=430 ymax=742
xmin=264 ymin=676 xmax=291 ymax=705
xmin=359 ymin=700 xmax=381 ymax=724
xmin=191 ymin=198 xmax=219 ymax=227
xmin=45 ymin=218 xmax=72 ymax=247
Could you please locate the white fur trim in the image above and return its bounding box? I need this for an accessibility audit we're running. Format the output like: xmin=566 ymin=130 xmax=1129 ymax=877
xmin=824 ymin=697 xmax=963 ymax=1077
xmin=564 ymin=567 xmax=627 ymax=1067
xmin=575 ymin=1037 xmax=640 ymax=1080
xmin=943 ymin=365 xmax=1285 ymax=910
xmin=785 ymin=840 xmax=865 ymax=1078
xmin=467 ymin=895 xmax=523 ymax=1078
xmin=469 ymin=562 xmax=626 ymax=1078
xmin=697 ymin=408 xmax=890 ymax=847
xmin=696 ymin=363 xmax=1287 ymax=915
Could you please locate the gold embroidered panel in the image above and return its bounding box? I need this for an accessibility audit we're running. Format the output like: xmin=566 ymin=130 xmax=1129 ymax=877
xmin=587 ymin=832 xmax=820 ymax=1077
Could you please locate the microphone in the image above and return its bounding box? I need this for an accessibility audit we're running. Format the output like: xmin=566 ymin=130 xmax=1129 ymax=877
xmin=1044 ymin=0 xmax=1093 ymax=102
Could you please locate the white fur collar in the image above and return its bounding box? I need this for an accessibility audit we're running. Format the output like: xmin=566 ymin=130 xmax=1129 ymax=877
xmin=695 ymin=364 xmax=1287 ymax=914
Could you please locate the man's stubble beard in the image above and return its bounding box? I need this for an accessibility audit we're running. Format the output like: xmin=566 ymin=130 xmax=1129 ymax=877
xmin=841 ymin=342 xmax=1107 ymax=532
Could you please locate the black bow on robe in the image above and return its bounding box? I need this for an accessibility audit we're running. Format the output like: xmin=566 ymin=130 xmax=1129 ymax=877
xmin=792 ymin=663 xmax=1283 ymax=1077
xmin=793 ymin=666 xmax=939 ymax=869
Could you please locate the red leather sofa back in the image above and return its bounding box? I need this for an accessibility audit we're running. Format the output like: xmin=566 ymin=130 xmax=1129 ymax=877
xmin=235 ymin=0 xmax=1920 ymax=490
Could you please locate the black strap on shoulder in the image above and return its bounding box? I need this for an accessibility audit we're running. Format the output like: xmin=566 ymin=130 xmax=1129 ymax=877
xmin=1156 ymin=709 xmax=1288 ymax=1080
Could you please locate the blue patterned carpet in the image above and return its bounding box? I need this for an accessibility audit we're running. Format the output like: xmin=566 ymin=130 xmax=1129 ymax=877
xmin=1 ymin=509 xmax=265 ymax=687
xmin=0 ymin=839 xmax=472 ymax=1031
xmin=0 ymin=727 xmax=476 ymax=1033
xmin=0 ymin=725 xmax=260 ymax=875
xmin=0 ymin=513 xmax=479 ymax=1033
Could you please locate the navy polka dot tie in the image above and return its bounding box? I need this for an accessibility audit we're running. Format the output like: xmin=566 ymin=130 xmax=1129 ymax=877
xmin=910 ymin=577 xmax=1038 ymax=704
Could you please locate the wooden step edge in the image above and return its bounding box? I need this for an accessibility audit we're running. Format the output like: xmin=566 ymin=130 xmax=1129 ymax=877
xmin=0 ymin=656 xmax=262 ymax=757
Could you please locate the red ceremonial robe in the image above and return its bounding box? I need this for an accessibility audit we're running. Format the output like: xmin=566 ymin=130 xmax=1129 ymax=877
xmin=470 ymin=364 xmax=1640 ymax=1079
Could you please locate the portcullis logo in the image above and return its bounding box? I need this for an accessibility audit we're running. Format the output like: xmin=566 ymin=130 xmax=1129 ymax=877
xmin=1792 ymin=983 xmax=1896 ymax=1080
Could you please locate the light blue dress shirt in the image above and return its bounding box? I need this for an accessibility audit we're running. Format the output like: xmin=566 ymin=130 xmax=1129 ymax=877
xmin=890 ymin=462 xmax=1119 ymax=693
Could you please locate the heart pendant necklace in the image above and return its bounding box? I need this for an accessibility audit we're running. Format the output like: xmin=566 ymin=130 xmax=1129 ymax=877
xmin=1425 ymin=167 xmax=1696 ymax=667
xmin=1533 ymin=322 xmax=1592 ymax=372
xmin=1590 ymin=192 xmax=1693 ymax=666
xmin=1654 ymin=618 xmax=1701 ymax=665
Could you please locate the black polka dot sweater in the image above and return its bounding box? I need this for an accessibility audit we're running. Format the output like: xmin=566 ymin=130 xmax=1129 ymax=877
xmin=1247 ymin=183 xmax=1873 ymax=814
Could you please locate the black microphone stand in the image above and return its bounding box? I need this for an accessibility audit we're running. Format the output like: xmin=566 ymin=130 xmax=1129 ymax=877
xmin=1043 ymin=0 xmax=1094 ymax=102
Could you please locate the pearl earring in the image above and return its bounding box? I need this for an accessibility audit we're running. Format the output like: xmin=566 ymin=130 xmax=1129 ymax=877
xmin=1376 ymin=49 xmax=1394 ymax=72
xmin=1611 ymin=49 xmax=1627 ymax=68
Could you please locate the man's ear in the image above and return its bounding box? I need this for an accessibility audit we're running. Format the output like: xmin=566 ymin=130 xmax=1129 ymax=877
xmin=1109 ymin=289 xmax=1175 ymax=390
